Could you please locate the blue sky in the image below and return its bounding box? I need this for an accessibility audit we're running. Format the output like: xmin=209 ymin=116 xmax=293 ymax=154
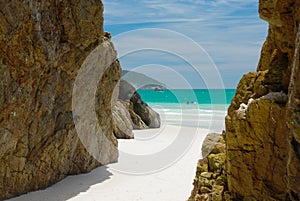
xmin=102 ymin=0 xmax=268 ymax=89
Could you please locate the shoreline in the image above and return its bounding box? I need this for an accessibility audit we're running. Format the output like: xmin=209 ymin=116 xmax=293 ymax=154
xmin=6 ymin=106 xmax=226 ymax=201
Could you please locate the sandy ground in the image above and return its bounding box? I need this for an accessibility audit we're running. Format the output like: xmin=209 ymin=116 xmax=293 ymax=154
xmin=7 ymin=124 xmax=212 ymax=201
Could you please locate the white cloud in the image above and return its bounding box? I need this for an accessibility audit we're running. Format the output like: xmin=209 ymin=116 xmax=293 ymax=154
xmin=103 ymin=0 xmax=260 ymax=24
xmin=102 ymin=0 xmax=268 ymax=88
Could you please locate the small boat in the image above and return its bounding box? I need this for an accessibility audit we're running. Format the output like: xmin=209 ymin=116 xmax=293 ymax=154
xmin=154 ymin=87 xmax=164 ymax=91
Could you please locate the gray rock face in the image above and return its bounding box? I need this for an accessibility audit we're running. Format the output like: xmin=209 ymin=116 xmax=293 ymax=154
xmin=201 ymin=133 xmax=223 ymax=158
xmin=130 ymin=92 xmax=161 ymax=129
xmin=117 ymin=79 xmax=161 ymax=130
xmin=119 ymin=79 xmax=136 ymax=101
xmin=112 ymin=100 xmax=134 ymax=139
xmin=112 ymin=78 xmax=161 ymax=139
xmin=128 ymin=100 xmax=149 ymax=130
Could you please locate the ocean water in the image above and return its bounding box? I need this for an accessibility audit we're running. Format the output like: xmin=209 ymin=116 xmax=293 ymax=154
xmin=137 ymin=89 xmax=235 ymax=105
xmin=137 ymin=89 xmax=236 ymax=132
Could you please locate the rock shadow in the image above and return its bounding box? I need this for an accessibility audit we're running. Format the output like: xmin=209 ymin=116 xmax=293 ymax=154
xmin=6 ymin=166 xmax=113 ymax=201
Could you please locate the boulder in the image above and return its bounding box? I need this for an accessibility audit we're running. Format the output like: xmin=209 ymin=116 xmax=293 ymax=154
xmin=130 ymin=91 xmax=161 ymax=128
xmin=201 ymin=133 xmax=223 ymax=158
xmin=119 ymin=79 xmax=136 ymax=101
xmin=0 ymin=0 xmax=120 ymax=199
xmin=188 ymin=135 xmax=228 ymax=201
xmin=112 ymin=100 xmax=134 ymax=139
xmin=117 ymin=79 xmax=161 ymax=129
xmin=128 ymin=101 xmax=149 ymax=129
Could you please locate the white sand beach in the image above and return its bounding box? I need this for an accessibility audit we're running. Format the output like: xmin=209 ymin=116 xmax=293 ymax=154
xmin=7 ymin=107 xmax=226 ymax=201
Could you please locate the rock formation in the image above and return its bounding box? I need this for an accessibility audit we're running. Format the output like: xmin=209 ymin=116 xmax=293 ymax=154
xmin=112 ymin=100 xmax=134 ymax=139
xmin=189 ymin=133 xmax=227 ymax=201
xmin=190 ymin=0 xmax=300 ymax=200
xmin=113 ymin=79 xmax=161 ymax=135
xmin=201 ymin=133 xmax=224 ymax=158
xmin=225 ymin=0 xmax=300 ymax=200
xmin=130 ymin=92 xmax=161 ymax=129
xmin=0 ymin=0 xmax=121 ymax=199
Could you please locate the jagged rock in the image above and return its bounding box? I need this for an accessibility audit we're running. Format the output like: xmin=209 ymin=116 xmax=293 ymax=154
xmin=228 ymin=71 xmax=269 ymax=117
xmin=130 ymin=91 xmax=161 ymax=128
xmin=235 ymin=98 xmax=254 ymax=120
xmin=0 ymin=0 xmax=120 ymax=199
xmin=260 ymin=91 xmax=288 ymax=104
xmin=200 ymin=187 xmax=212 ymax=194
xmin=119 ymin=79 xmax=136 ymax=101
xmin=226 ymin=95 xmax=289 ymax=200
xmin=128 ymin=100 xmax=149 ymax=129
xmin=112 ymin=100 xmax=134 ymax=139
xmin=201 ymin=133 xmax=223 ymax=158
xmin=112 ymin=78 xmax=161 ymax=137
xmin=211 ymin=185 xmax=224 ymax=201
xmin=189 ymin=134 xmax=228 ymax=201
xmin=225 ymin=0 xmax=300 ymax=200
xmin=208 ymin=153 xmax=225 ymax=174
xmin=117 ymin=79 xmax=161 ymax=129
xmin=200 ymin=172 xmax=213 ymax=179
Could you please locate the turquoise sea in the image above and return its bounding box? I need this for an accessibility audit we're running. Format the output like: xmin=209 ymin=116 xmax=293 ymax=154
xmin=137 ymin=89 xmax=235 ymax=107
xmin=137 ymin=89 xmax=236 ymax=132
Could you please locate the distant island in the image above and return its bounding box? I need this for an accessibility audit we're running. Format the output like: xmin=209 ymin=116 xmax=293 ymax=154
xmin=122 ymin=70 xmax=166 ymax=90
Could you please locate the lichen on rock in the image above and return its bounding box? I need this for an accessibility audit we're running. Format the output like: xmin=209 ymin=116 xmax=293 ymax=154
xmin=189 ymin=133 xmax=228 ymax=201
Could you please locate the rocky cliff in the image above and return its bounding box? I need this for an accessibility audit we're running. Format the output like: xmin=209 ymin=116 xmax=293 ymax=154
xmin=190 ymin=0 xmax=300 ymax=200
xmin=0 ymin=1 xmax=120 ymax=199
xmin=226 ymin=0 xmax=300 ymax=200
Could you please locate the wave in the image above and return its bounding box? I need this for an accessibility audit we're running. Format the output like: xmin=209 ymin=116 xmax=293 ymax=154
xmin=150 ymin=103 xmax=228 ymax=131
